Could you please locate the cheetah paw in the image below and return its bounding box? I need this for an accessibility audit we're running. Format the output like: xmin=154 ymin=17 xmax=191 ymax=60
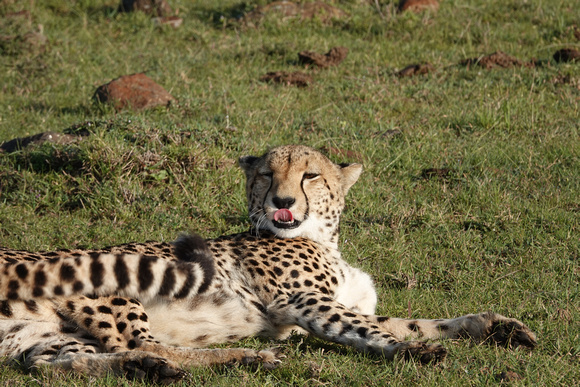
xmin=240 ymin=347 xmax=285 ymax=370
xmin=486 ymin=315 xmax=537 ymax=349
xmin=401 ymin=341 xmax=447 ymax=364
xmin=123 ymin=354 xmax=186 ymax=384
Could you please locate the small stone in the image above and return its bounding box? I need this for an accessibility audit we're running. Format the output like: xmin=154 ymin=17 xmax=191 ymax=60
xmin=93 ymin=73 xmax=176 ymax=111
xmin=398 ymin=0 xmax=439 ymax=13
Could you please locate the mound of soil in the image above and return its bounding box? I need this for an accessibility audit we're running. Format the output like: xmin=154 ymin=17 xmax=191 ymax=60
xmin=0 ymin=132 xmax=81 ymax=153
xmin=461 ymin=51 xmax=531 ymax=69
xmin=245 ymin=1 xmax=347 ymax=24
xmin=553 ymin=48 xmax=580 ymax=63
xmin=93 ymin=73 xmax=177 ymax=111
xmin=397 ymin=63 xmax=434 ymax=77
xmin=398 ymin=0 xmax=439 ymax=13
xmin=259 ymin=71 xmax=313 ymax=87
xmin=298 ymin=47 xmax=348 ymax=68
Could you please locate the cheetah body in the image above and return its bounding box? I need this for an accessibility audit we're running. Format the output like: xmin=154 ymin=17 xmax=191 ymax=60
xmin=0 ymin=145 xmax=536 ymax=382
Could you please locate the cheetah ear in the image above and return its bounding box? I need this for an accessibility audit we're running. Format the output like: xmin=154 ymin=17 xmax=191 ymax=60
xmin=238 ymin=155 xmax=259 ymax=174
xmin=339 ymin=163 xmax=363 ymax=193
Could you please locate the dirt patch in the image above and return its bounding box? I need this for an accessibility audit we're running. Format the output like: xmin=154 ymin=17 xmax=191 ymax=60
xmin=152 ymin=16 xmax=183 ymax=28
xmin=0 ymin=132 xmax=82 ymax=153
xmin=118 ymin=0 xmax=173 ymax=17
xmin=298 ymin=47 xmax=348 ymax=68
xmin=460 ymin=51 xmax=532 ymax=69
xmin=553 ymin=48 xmax=580 ymax=63
xmin=397 ymin=63 xmax=434 ymax=77
xmin=259 ymin=71 xmax=312 ymax=87
xmin=245 ymin=1 xmax=347 ymax=24
xmin=398 ymin=0 xmax=439 ymax=13
xmin=93 ymin=73 xmax=177 ymax=111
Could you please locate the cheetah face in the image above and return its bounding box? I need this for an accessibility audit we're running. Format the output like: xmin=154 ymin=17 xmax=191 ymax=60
xmin=239 ymin=145 xmax=362 ymax=244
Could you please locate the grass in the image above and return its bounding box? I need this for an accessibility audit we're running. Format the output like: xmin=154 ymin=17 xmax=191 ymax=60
xmin=0 ymin=0 xmax=578 ymax=385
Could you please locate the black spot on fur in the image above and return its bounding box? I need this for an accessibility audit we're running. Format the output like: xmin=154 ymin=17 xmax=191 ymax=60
xmin=318 ymin=305 xmax=331 ymax=312
xmin=98 ymin=306 xmax=113 ymax=314
xmin=73 ymin=281 xmax=84 ymax=292
xmin=98 ymin=322 xmax=112 ymax=329
xmin=53 ymin=285 xmax=64 ymax=296
xmin=32 ymin=287 xmax=44 ymax=297
xmin=138 ymin=256 xmax=156 ymax=291
xmin=112 ymin=298 xmax=127 ymax=306
xmin=34 ymin=270 xmax=47 ymax=287
xmin=251 ymin=301 xmax=267 ymax=314
xmin=329 ymin=314 xmax=341 ymax=322
xmin=60 ymin=264 xmax=75 ymax=282
xmin=408 ymin=322 xmax=419 ymax=332
xmin=127 ymin=313 xmax=138 ymax=321
xmin=15 ymin=264 xmax=28 ymax=279
xmin=116 ymin=322 xmax=127 ymax=333
xmin=83 ymin=306 xmax=95 ymax=315
xmin=114 ymin=255 xmax=129 ymax=289
xmin=158 ymin=267 xmax=176 ymax=296
xmin=90 ymin=258 xmax=104 ymax=288
xmin=84 ymin=318 xmax=93 ymax=327
xmin=25 ymin=300 xmax=38 ymax=313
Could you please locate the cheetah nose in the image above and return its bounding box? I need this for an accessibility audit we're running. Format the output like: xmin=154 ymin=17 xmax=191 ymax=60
xmin=272 ymin=197 xmax=295 ymax=209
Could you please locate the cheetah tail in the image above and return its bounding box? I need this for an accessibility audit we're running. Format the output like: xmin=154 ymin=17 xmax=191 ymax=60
xmin=0 ymin=234 xmax=214 ymax=302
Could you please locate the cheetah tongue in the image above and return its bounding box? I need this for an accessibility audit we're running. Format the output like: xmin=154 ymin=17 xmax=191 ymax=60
xmin=274 ymin=209 xmax=294 ymax=222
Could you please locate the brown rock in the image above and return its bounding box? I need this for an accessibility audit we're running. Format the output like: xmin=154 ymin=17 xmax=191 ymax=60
xmin=93 ymin=73 xmax=176 ymax=111
xmin=461 ymin=51 xmax=530 ymax=69
xmin=397 ymin=63 xmax=434 ymax=77
xmin=0 ymin=132 xmax=81 ymax=153
xmin=399 ymin=0 xmax=439 ymax=13
xmin=118 ymin=0 xmax=173 ymax=17
xmin=246 ymin=1 xmax=347 ymax=24
xmin=259 ymin=71 xmax=313 ymax=87
xmin=298 ymin=47 xmax=349 ymax=68
xmin=553 ymin=48 xmax=580 ymax=63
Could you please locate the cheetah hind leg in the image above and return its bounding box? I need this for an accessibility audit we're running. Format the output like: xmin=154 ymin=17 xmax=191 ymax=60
xmin=366 ymin=312 xmax=537 ymax=349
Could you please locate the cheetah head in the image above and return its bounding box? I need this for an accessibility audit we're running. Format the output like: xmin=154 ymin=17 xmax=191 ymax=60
xmin=239 ymin=145 xmax=362 ymax=245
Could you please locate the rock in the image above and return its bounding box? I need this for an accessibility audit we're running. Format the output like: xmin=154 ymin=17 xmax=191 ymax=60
xmin=298 ymin=47 xmax=349 ymax=68
xmin=397 ymin=63 xmax=434 ymax=77
xmin=0 ymin=132 xmax=81 ymax=153
xmin=93 ymin=73 xmax=177 ymax=111
xmin=553 ymin=48 xmax=580 ymax=63
xmin=398 ymin=0 xmax=439 ymax=13
xmin=118 ymin=0 xmax=173 ymax=17
xmin=259 ymin=71 xmax=313 ymax=87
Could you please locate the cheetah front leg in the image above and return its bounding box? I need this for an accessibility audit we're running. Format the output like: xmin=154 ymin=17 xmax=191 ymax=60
xmin=366 ymin=312 xmax=537 ymax=349
xmin=268 ymin=292 xmax=447 ymax=364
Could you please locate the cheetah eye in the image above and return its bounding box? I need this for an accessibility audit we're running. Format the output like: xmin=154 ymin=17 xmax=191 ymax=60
xmin=302 ymin=173 xmax=319 ymax=180
xmin=260 ymin=172 xmax=273 ymax=178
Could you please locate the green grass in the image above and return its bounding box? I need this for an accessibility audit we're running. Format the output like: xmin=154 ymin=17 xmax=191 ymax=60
xmin=0 ymin=0 xmax=578 ymax=385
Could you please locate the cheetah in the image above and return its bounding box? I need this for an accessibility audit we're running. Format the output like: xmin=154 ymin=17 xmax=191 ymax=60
xmin=0 ymin=145 xmax=536 ymax=382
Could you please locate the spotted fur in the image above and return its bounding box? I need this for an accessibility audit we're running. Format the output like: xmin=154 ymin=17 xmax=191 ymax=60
xmin=0 ymin=145 xmax=536 ymax=383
